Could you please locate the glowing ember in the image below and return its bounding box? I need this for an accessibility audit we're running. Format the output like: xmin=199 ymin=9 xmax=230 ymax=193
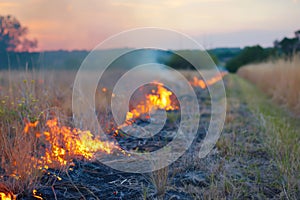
xmin=23 ymin=119 xmax=39 ymax=134
xmin=125 ymin=84 xmax=179 ymax=121
xmin=102 ymin=87 xmax=107 ymax=92
xmin=32 ymin=189 xmax=43 ymax=200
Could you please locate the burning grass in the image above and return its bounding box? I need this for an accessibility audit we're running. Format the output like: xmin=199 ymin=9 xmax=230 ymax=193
xmin=0 ymin=69 xmax=227 ymax=198
xmin=0 ymin=107 xmax=121 ymax=198
xmin=0 ymin=107 xmax=43 ymax=197
xmin=125 ymin=83 xmax=179 ymax=121
xmin=190 ymin=71 xmax=227 ymax=89
xmin=0 ymin=70 xmax=118 ymax=197
xmin=237 ymin=55 xmax=300 ymax=115
xmin=31 ymin=117 xmax=122 ymax=168
xmin=2 ymin=68 xmax=294 ymax=199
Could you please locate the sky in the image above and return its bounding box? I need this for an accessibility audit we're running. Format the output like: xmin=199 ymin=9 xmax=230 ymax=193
xmin=0 ymin=0 xmax=299 ymax=51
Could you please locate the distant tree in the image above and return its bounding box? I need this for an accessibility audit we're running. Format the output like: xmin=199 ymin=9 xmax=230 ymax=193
xmin=225 ymin=45 xmax=270 ymax=73
xmin=208 ymin=53 xmax=219 ymax=65
xmin=0 ymin=15 xmax=37 ymax=53
xmin=208 ymin=48 xmax=241 ymax=65
xmin=274 ymin=30 xmax=300 ymax=58
xmin=277 ymin=37 xmax=298 ymax=57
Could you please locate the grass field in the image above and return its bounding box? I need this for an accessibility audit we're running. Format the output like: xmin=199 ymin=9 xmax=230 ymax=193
xmin=237 ymin=57 xmax=300 ymax=199
xmin=0 ymin=69 xmax=299 ymax=199
xmin=238 ymin=55 xmax=300 ymax=116
xmin=225 ymin=75 xmax=300 ymax=199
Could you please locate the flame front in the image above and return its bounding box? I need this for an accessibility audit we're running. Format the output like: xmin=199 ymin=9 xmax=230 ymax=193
xmin=23 ymin=73 xmax=228 ymax=168
xmin=0 ymin=191 xmax=15 ymax=200
xmin=190 ymin=71 xmax=227 ymax=89
xmin=24 ymin=118 xmax=121 ymax=168
xmin=2 ymin=72 xmax=229 ymax=198
xmin=124 ymin=72 xmax=227 ymax=122
xmin=125 ymin=84 xmax=178 ymax=121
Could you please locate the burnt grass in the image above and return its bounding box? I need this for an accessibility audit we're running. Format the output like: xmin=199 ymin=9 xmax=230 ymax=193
xmin=21 ymin=79 xmax=282 ymax=200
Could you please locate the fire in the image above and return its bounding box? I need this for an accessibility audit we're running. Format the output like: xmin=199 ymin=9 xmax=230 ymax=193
xmin=0 ymin=193 xmax=13 ymax=200
xmin=23 ymin=119 xmax=39 ymax=134
xmin=102 ymin=87 xmax=107 ymax=92
xmin=0 ymin=184 xmax=16 ymax=200
xmin=122 ymin=71 xmax=227 ymax=126
xmin=32 ymin=189 xmax=43 ymax=200
xmin=0 ymin=191 xmax=15 ymax=200
xmin=0 ymin=183 xmax=15 ymax=200
xmin=191 ymin=76 xmax=206 ymax=89
xmin=22 ymin=73 xmax=227 ymax=168
xmin=0 ymin=72 xmax=228 ymax=199
xmin=123 ymin=71 xmax=227 ymax=123
xmin=125 ymin=84 xmax=178 ymax=121
xmin=24 ymin=118 xmax=121 ymax=168
xmin=190 ymin=71 xmax=227 ymax=89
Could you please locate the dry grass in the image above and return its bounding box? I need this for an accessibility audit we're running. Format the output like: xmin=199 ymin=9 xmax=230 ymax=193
xmin=0 ymin=120 xmax=43 ymax=196
xmin=231 ymin=74 xmax=300 ymax=199
xmin=237 ymin=57 xmax=300 ymax=197
xmin=238 ymin=55 xmax=300 ymax=115
xmin=150 ymin=167 xmax=169 ymax=200
xmin=0 ymin=69 xmax=170 ymax=197
xmin=0 ymin=70 xmax=77 ymax=196
xmin=3 ymin=68 xmax=297 ymax=199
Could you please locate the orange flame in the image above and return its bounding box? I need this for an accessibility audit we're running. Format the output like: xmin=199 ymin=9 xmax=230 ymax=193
xmin=0 ymin=192 xmax=15 ymax=200
xmin=125 ymin=84 xmax=178 ymax=121
xmin=24 ymin=118 xmax=121 ymax=168
xmin=23 ymin=119 xmax=39 ymax=134
xmin=124 ymin=71 xmax=227 ymax=123
xmin=32 ymin=189 xmax=43 ymax=200
xmin=6 ymin=73 xmax=229 ymax=199
xmin=23 ymin=73 xmax=227 ymax=168
xmin=190 ymin=71 xmax=227 ymax=89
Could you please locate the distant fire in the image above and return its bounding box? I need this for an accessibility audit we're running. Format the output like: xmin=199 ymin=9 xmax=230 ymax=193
xmin=123 ymin=72 xmax=227 ymax=123
xmin=114 ymin=72 xmax=227 ymax=135
xmin=190 ymin=71 xmax=227 ymax=89
xmin=125 ymin=83 xmax=179 ymax=121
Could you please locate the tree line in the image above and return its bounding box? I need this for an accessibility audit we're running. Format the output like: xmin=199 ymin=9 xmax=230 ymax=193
xmin=225 ymin=30 xmax=300 ymax=73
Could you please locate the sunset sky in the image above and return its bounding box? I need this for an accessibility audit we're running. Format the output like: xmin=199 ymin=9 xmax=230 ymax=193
xmin=0 ymin=0 xmax=299 ymax=51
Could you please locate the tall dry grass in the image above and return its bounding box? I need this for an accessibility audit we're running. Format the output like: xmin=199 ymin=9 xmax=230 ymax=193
xmin=0 ymin=69 xmax=124 ymax=196
xmin=150 ymin=167 xmax=169 ymax=200
xmin=238 ymin=55 xmax=300 ymax=115
xmin=0 ymin=70 xmax=76 ymax=196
